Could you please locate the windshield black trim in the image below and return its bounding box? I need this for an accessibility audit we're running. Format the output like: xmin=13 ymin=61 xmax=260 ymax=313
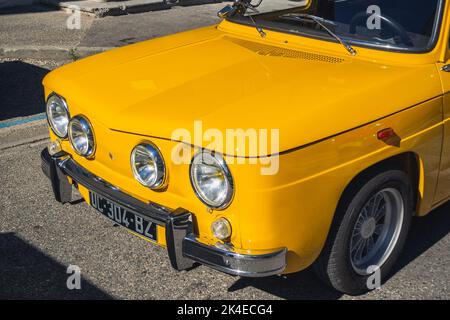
xmin=226 ymin=0 xmax=446 ymax=54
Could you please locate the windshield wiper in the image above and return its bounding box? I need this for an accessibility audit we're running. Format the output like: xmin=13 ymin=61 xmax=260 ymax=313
xmin=221 ymin=0 xmax=266 ymax=38
xmin=248 ymin=15 xmax=267 ymax=38
xmin=279 ymin=13 xmax=357 ymax=56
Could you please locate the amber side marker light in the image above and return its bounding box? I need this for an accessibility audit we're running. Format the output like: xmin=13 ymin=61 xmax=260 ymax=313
xmin=377 ymin=128 xmax=395 ymax=140
xmin=377 ymin=128 xmax=400 ymax=147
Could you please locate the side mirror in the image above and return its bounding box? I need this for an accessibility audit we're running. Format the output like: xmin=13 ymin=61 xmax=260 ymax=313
xmin=217 ymin=5 xmax=236 ymax=19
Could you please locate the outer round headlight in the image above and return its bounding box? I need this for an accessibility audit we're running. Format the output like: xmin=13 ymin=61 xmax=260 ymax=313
xmin=190 ymin=151 xmax=234 ymax=210
xmin=68 ymin=115 xmax=95 ymax=158
xmin=46 ymin=93 xmax=70 ymax=138
xmin=131 ymin=143 xmax=166 ymax=189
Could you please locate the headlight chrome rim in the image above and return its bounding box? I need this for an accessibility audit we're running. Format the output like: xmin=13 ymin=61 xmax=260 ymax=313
xmin=46 ymin=93 xmax=70 ymax=139
xmin=68 ymin=115 xmax=96 ymax=158
xmin=189 ymin=151 xmax=234 ymax=210
xmin=131 ymin=142 xmax=167 ymax=190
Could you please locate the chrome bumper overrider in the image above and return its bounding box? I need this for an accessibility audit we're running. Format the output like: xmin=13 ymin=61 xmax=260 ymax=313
xmin=41 ymin=148 xmax=287 ymax=277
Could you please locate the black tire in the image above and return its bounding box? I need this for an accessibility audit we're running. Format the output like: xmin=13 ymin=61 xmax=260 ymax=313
xmin=314 ymin=170 xmax=413 ymax=295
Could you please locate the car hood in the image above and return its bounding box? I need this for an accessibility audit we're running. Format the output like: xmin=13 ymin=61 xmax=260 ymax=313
xmin=43 ymin=26 xmax=441 ymax=157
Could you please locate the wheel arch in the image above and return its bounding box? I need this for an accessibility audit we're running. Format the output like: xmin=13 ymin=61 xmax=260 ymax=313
xmin=337 ymin=152 xmax=422 ymax=218
xmin=314 ymin=152 xmax=419 ymax=293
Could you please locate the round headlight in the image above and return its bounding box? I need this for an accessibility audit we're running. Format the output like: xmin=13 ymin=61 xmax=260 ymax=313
xmin=190 ymin=151 xmax=234 ymax=210
xmin=46 ymin=93 xmax=69 ymax=138
xmin=68 ymin=115 xmax=95 ymax=158
xmin=131 ymin=143 xmax=166 ymax=189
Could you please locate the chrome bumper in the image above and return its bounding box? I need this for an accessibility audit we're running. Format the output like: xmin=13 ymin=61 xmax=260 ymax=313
xmin=184 ymin=235 xmax=287 ymax=277
xmin=41 ymin=148 xmax=287 ymax=277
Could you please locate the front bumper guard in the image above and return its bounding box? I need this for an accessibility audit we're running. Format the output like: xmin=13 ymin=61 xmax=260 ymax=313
xmin=41 ymin=148 xmax=287 ymax=277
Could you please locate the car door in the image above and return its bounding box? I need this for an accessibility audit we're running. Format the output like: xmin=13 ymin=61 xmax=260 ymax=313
xmin=435 ymin=52 xmax=450 ymax=203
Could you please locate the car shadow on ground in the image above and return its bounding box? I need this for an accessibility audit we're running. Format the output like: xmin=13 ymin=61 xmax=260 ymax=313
xmin=0 ymin=232 xmax=112 ymax=299
xmin=228 ymin=267 xmax=343 ymax=300
xmin=0 ymin=4 xmax=57 ymax=16
xmin=0 ymin=61 xmax=49 ymax=121
xmin=392 ymin=200 xmax=450 ymax=275
xmin=229 ymin=201 xmax=450 ymax=300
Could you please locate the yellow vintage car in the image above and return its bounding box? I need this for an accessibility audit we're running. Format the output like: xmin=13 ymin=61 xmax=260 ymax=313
xmin=41 ymin=0 xmax=450 ymax=294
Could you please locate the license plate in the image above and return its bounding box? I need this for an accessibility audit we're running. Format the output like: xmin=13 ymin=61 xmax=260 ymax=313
xmin=89 ymin=191 xmax=157 ymax=241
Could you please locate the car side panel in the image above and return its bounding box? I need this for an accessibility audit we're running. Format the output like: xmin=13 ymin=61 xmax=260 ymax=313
xmin=434 ymin=67 xmax=450 ymax=204
xmin=232 ymin=97 xmax=443 ymax=273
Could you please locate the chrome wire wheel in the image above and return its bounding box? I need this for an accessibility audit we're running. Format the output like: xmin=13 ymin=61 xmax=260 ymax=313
xmin=350 ymin=188 xmax=404 ymax=275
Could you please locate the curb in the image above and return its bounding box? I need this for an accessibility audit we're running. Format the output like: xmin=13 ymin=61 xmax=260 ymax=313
xmin=0 ymin=45 xmax=114 ymax=61
xmin=0 ymin=133 xmax=49 ymax=151
xmin=0 ymin=114 xmax=47 ymax=130
xmin=41 ymin=0 xmax=224 ymax=18
xmin=44 ymin=0 xmax=170 ymax=18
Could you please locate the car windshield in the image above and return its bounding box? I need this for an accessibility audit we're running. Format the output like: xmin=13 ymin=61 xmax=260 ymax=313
xmin=228 ymin=0 xmax=444 ymax=53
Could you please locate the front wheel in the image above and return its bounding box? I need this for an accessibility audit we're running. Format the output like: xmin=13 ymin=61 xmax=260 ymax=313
xmin=314 ymin=170 xmax=413 ymax=295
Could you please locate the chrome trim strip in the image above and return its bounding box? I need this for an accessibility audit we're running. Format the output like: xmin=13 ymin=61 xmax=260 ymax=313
xmin=183 ymin=235 xmax=287 ymax=277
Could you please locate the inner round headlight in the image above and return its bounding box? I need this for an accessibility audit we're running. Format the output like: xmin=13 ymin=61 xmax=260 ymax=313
xmin=131 ymin=143 xmax=166 ymax=189
xmin=190 ymin=151 xmax=234 ymax=210
xmin=46 ymin=93 xmax=69 ymax=138
xmin=68 ymin=115 xmax=95 ymax=158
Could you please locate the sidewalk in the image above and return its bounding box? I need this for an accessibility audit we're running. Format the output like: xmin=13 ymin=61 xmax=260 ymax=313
xmin=0 ymin=3 xmax=225 ymax=62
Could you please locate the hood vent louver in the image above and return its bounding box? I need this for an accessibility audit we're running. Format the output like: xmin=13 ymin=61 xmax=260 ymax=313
xmin=224 ymin=36 xmax=344 ymax=64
